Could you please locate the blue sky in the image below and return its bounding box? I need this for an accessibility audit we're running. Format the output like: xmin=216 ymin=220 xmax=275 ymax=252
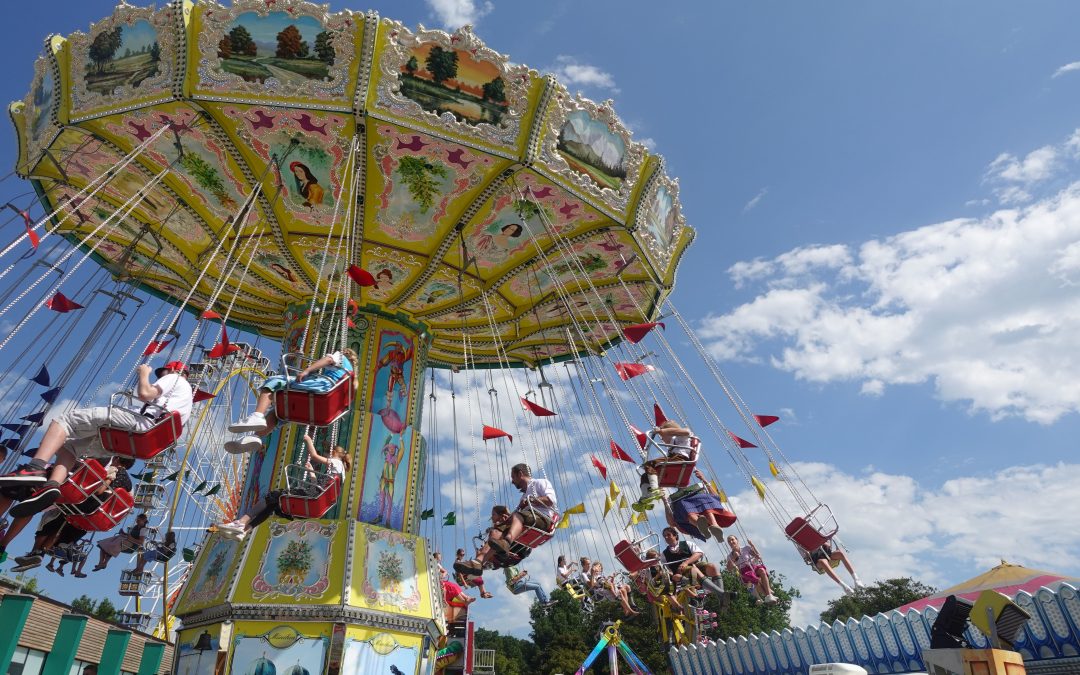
xmin=2 ymin=0 xmax=1080 ymax=641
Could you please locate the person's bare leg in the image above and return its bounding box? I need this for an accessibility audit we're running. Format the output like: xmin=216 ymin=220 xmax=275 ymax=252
xmin=758 ymin=571 xmax=774 ymax=597
xmin=253 ymin=391 xmax=273 ymax=415
xmin=0 ymin=495 xmax=12 ymax=519
xmin=817 ymin=559 xmax=846 ymax=589
xmin=834 ymin=550 xmax=856 ymax=576
xmin=504 ymin=513 xmax=525 ymax=543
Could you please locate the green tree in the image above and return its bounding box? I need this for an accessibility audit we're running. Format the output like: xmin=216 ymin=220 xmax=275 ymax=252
xmin=217 ymin=35 xmax=232 ymax=59
xmin=149 ymin=41 xmax=161 ymax=62
xmin=228 ymin=25 xmax=257 ymax=57
xmin=703 ymin=571 xmax=801 ymax=641
xmin=395 ymin=156 xmax=448 ymax=213
xmin=425 ymin=45 xmax=458 ymax=85
xmin=820 ymin=577 xmax=937 ymax=624
xmin=481 ymin=77 xmax=506 ymax=103
xmin=473 ymin=628 xmax=536 ymax=675
xmin=313 ymin=31 xmax=335 ymax=64
xmin=88 ymin=27 xmax=123 ymax=72
xmin=71 ymin=594 xmax=97 ymax=615
xmin=94 ymin=597 xmax=119 ymax=623
xmin=276 ymin=25 xmax=304 ymax=59
xmin=404 ymin=55 xmax=418 ymax=76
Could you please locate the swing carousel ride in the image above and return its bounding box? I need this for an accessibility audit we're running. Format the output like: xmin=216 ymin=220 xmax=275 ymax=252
xmin=0 ymin=0 xmax=849 ymax=671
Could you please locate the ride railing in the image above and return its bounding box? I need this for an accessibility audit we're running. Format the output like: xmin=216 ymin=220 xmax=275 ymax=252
xmin=472 ymin=649 xmax=496 ymax=674
xmin=668 ymin=582 xmax=1080 ymax=675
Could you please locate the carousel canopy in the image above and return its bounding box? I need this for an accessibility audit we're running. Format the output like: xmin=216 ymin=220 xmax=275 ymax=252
xmin=10 ymin=0 xmax=693 ymax=367
xmin=897 ymin=560 xmax=1080 ymax=613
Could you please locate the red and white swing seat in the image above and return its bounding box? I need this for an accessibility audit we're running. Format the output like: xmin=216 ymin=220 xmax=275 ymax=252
xmin=485 ymin=505 xmax=559 ymax=569
xmin=64 ymin=487 xmax=134 ymax=532
xmin=97 ymin=393 xmax=183 ymax=460
xmin=273 ymin=352 xmax=355 ymax=427
xmin=614 ymin=533 xmax=661 ymax=573
xmin=784 ymin=503 xmax=839 ymax=552
xmin=648 ymin=433 xmax=701 ymax=489
xmin=277 ymin=463 xmax=342 ymax=519
xmin=55 ymin=459 xmax=108 ymax=505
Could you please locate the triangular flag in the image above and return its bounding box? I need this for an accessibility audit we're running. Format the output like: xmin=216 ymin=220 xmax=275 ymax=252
xmin=521 ymin=397 xmax=556 ymax=417
xmin=622 ymin=322 xmax=664 ymax=344
xmin=30 ymin=365 xmax=50 ymax=387
xmin=603 ymin=494 xmax=615 ymax=518
xmin=347 ymin=265 xmax=376 ymax=287
xmin=751 ymin=476 xmax=767 ymax=501
xmin=712 ymin=482 xmax=726 ymax=503
xmin=653 ymin=403 xmax=668 ymax=426
xmin=45 ymin=292 xmax=84 ymax=313
xmin=205 ymin=484 xmax=221 ymax=496
xmin=192 ymin=480 xmax=208 ymax=493
xmin=201 ymin=310 xmax=222 ymax=320
xmin=557 ymin=513 xmax=571 ymax=529
xmin=628 ymin=511 xmax=645 ymax=526
xmin=442 ymin=511 xmax=456 ymax=526
xmin=482 ymin=425 xmax=512 ymax=443
xmin=2 ymin=423 xmax=32 ymax=436
xmin=142 ymin=339 xmax=172 ymax=356
xmin=618 ymin=495 xmax=629 ymax=510
xmin=727 ymin=431 xmax=757 ymax=449
xmin=40 ymin=387 xmax=61 ymax=404
xmin=608 ymin=481 xmax=621 ymax=500
xmin=420 ymin=508 xmax=435 ymax=520
xmin=20 ymin=412 xmax=45 ymax=425
xmin=193 ymin=389 xmax=215 ymax=403
xmin=130 ymin=472 xmax=152 ymax=482
xmin=610 ymin=440 xmax=634 ymax=462
xmin=565 ymin=503 xmax=586 ymax=515
xmin=629 ymin=424 xmax=648 ymax=449
xmin=614 ymin=362 xmax=655 ymax=381
xmin=207 ymin=326 xmax=240 ymax=359
xmin=590 ymin=455 xmax=608 ymax=480
xmin=753 ymin=414 xmax=780 ymax=428
xmin=182 ymin=548 xmax=196 ymax=563
xmin=0 ymin=438 xmax=20 ymax=450
xmin=769 ymin=461 xmax=780 ymax=478
xmin=347 ymin=318 xmax=356 ymax=329
xmin=164 ymin=470 xmax=180 ymax=481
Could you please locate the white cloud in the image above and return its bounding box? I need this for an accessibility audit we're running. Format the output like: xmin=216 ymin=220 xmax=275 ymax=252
xmin=549 ymin=56 xmax=619 ymax=93
xmin=424 ymin=0 xmax=493 ymax=29
xmin=1052 ymin=61 xmax=1080 ymax=78
xmin=702 ymin=180 xmax=1080 ymax=424
xmin=982 ymin=129 xmax=1080 ymax=205
xmin=743 ymin=187 xmax=769 ymax=213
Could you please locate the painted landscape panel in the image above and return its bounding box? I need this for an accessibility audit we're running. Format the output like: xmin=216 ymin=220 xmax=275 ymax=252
xmin=218 ymin=12 xmax=337 ymax=83
xmin=398 ymin=42 xmax=508 ymax=126
xmin=557 ymin=110 xmax=627 ymax=190
xmin=84 ymin=19 xmax=161 ymax=94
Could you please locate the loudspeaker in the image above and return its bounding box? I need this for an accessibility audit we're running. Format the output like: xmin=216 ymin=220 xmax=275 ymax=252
xmin=930 ymin=595 xmax=973 ymax=649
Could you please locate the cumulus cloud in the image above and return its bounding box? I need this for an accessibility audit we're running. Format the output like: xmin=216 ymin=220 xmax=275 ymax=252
xmin=549 ymin=56 xmax=619 ymax=93
xmin=425 ymin=0 xmax=493 ymax=29
xmin=703 ymin=173 xmax=1080 ymax=423
xmin=1052 ymin=61 xmax=1080 ymax=78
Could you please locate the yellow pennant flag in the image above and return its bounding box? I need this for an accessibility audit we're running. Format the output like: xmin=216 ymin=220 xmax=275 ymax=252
xmin=609 ymin=481 xmax=621 ymax=500
xmin=618 ymin=494 xmax=629 ymax=510
xmin=751 ymin=475 xmax=767 ymax=501
xmin=565 ymin=503 xmax=586 ymax=515
xmin=628 ymin=511 xmax=645 ymax=526
xmin=603 ymin=494 xmax=615 ymax=518
xmin=769 ymin=461 xmax=780 ymax=478
xmin=557 ymin=513 xmax=571 ymax=529
xmin=717 ymin=488 xmax=728 ymax=503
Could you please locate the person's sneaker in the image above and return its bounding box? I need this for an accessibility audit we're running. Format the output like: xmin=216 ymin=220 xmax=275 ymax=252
xmin=228 ymin=413 xmax=267 ymax=433
xmin=0 ymin=465 xmax=48 ymax=487
xmin=854 ymin=579 xmax=867 ymax=589
xmin=454 ymin=559 xmax=483 ymax=576
xmin=9 ymin=481 xmax=61 ymax=518
xmin=224 ymin=436 xmax=263 ymax=454
xmin=14 ymin=551 xmax=43 ymax=567
xmin=543 ymin=599 xmax=558 ymax=608
xmin=215 ymin=521 xmax=246 ymax=540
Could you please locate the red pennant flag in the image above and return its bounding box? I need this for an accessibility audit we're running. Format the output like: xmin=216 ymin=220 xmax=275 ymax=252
xmin=610 ymin=440 xmax=634 ymax=462
xmin=727 ymin=431 xmax=757 ymax=449
xmin=347 ymin=299 xmax=359 ymax=314
xmin=629 ymin=424 xmax=648 ymax=449
xmin=521 ymin=397 xmax=556 ymax=417
xmin=622 ymin=322 xmax=664 ymax=344
xmin=347 ymin=265 xmax=376 ymax=287
xmin=207 ymin=326 xmax=241 ymax=359
xmin=45 ymin=292 xmax=84 ymax=313
xmin=653 ymin=403 xmax=668 ymax=427
xmin=614 ymin=362 xmax=655 ymax=381
xmin=753 ymin=414 xmax=780 ymax=428
xmin=193 ymin=389 xmax=216 ymax=403
xmin=201 ymin=310 xmax=222 ymax=320
xmin=482 ymin=425 xmax=513 ymax=443
xmin=142 ymin=339 xmax=171 ymax=356
xmin=591 ymin=454 xmax=608 ymax=479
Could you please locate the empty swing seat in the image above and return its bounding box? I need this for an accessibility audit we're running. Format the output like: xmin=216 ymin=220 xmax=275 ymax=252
xmin=784 ymin=503 xmax=839 ymax=552
xmin=278 ymin=473 xmax=342 ymax=519
xmin=614 ymin=534 xmax=661 ymax=573
xmin=273 ymin=351 xmax=355 ymax=426
xmin=65 ymin=488 xmax=134 ymax=532
xmin=654 ymin=437 xmax=701 ymax=489
xmin=118 ymin=570 xmax=154 ymax=597
xmin=55 ymin=459 xmax=108 ymax=505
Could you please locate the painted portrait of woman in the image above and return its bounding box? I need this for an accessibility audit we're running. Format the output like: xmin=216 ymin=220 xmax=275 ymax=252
xmin=289 ymin=161 xmax=325 ymax=207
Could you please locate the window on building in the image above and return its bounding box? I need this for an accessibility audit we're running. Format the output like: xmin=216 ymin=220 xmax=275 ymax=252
xmin=6 ymin=646 xmax=47 ymax=675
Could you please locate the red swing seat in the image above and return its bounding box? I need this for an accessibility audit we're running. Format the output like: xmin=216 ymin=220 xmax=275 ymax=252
xmin=484 ymin=507 xmax=558 ymax=570
xmin=784 ymin=503 xmax=839 ymax=552
xmin=65 ymin=487 xmax=134 ymax=532
xmin=273 ymin=353 xmax=355 ymax=427
xmin=55 ymin=459 xmax=108 ymax=505
xmin=278 ymin=464 xmax=342 ymax=519
xmin=614 ymin=533 xmax=661 ymax=573
xmin=651 ymin=435 xmax=701 ymax=489
xmin=97 ymin=393 xmax=183 ymax=460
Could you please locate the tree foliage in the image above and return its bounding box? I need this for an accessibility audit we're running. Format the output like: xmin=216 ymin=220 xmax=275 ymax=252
xmin=704 ymin=571 xmax=800 ymax=642
xmin=71 ymin=594 xmax=96 ymax=615
xmin=20 ymin=577 xmax=40 ymax=594
xmin=89 ymin=27 xmax=123 ymax=72
xmin=820 ymin=577 xmax=937 ymax=624
xmin=404 ymin=55 xmax=418 ymax=75
xmin=481 ymin=77 xmax=506 ymax=103
xmin=425 ymin=45 xmax=459 ymax=84
xmin=276 ymin=25 xmax=309 ymax=59
xmin=396 ymin=156 xmax=448 ymax=213
xmin=473 ymin=628 xmax=538 ymax=675
xmin=227 ymin=25 xmax=257 ymax=57
xmin=69 ymin=595 xmax=117 ymax=622
xmin=313 ymin=31 xmax=335 ymax=64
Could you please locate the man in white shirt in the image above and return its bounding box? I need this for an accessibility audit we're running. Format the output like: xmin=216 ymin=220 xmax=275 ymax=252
xmin=0 ymin=361 xmax=192 ymax=518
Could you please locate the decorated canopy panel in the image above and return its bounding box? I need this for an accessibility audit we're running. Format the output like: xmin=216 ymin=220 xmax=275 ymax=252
xmin=9 ymin=0 xmax=694 ymax=366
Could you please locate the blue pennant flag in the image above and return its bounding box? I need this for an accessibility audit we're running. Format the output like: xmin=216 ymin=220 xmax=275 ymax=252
xmin=2 ymin=423 xmax=32 ymax=436
xmin=40 ymin=387 xmax=61 ymax=404
xmin=30 ymin=365 xmax=50 ymax=387
xmin=20 ymin=412 xmax=45 ymax=425
xmin=1 ymin=438 xmax=20 ymax=449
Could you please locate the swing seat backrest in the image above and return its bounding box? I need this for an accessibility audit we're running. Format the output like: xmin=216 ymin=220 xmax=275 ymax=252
xmin=98 ymin=411 xmax=183 ymax=460
xmin=65 ymin=488 xmax=134 ymax=532
xmin=614 ymin=539 xmax=661 ymax=573
xmin=274 ymin=372 xmax=354 ymax=427
xmin=278 ymin=473 xmax=342 ymax=519
xmin=785 ymin=515 xmax=832 ymax=551
xmin=55 ymin=459 xmax=108 ymax=505
xmin=513 ymin=510 xmax=558 ymax=550
xmin=656 ymin=439 xmax=700 ymax=489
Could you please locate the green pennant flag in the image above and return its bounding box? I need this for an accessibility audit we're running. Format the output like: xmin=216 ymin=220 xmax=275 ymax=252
xmin=205 ymin=484 xmax=221 ymax=496
xmin=192 ymin=480 xmax=207 ymax=493
xmin=131 ymin=472 xmax=153 ymax=482
xmin=420 ymin=507 xmax=435 ymax=520
xmin=164 ymin=470 xmax=180 ymax=482
xmin=182 ymin=547 xmax=196 ymax=563
xmin=442 ymin=511 xmax=456 ymax=526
